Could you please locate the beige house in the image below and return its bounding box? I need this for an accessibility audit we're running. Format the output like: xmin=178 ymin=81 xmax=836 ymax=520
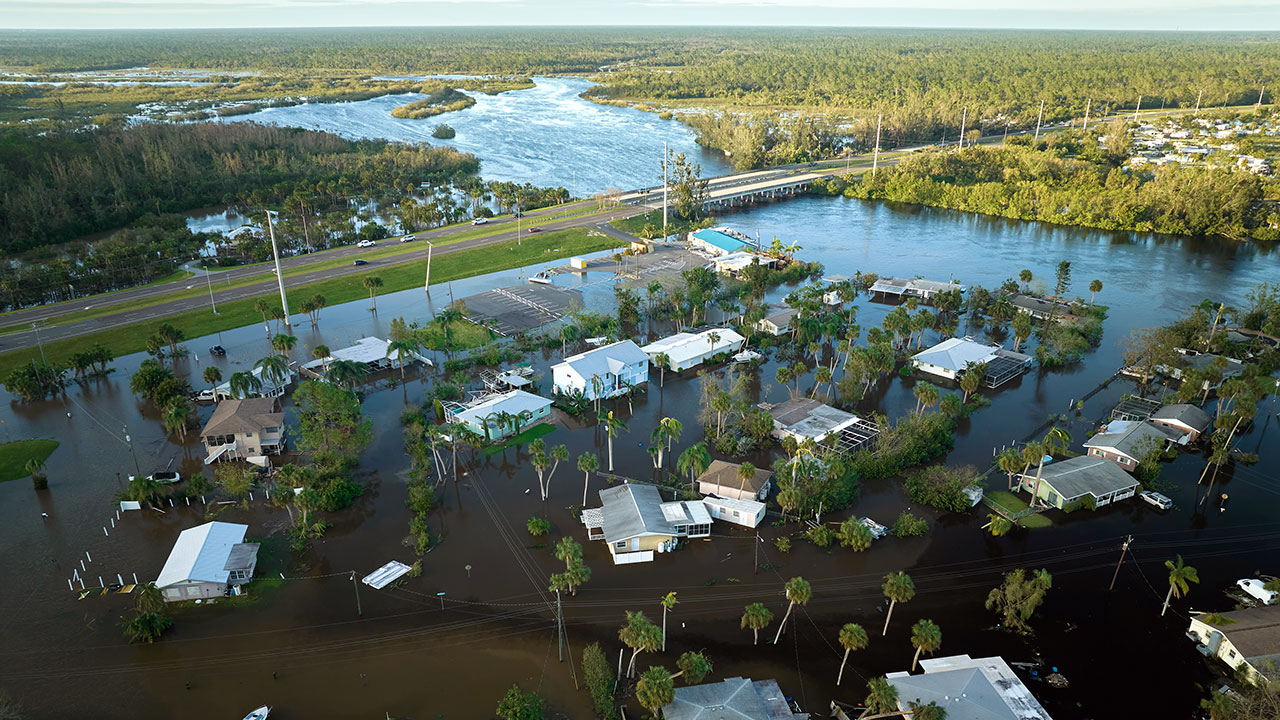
xmin=697 ymin=459 xmax=772 ymax=502
xmin=200 ymin=397 xmax=285 ymax=464
xmin=581 ymin=484 xmax=710 ymax=564
xmin=1187 ymin=605 xmax=1280 ymax=680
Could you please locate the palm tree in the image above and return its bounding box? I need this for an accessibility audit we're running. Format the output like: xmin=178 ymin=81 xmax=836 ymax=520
xmin=996 ymin=448 xmax=1023 ymax=491
xmin=1018 ymin=268 xmax=1032 ymax=293
xmin=654 ymin=352 xmax=672 ymax=389
xmin=326 ymin=359 xmax=367 ymax=391
xmin=312 ymin=344 xmax=331 ymax=372
xmin=1162 ymin=555 xmax=1200 ymax=616
xmin=1028 ymin=427 xmax=1070 ymax=507
xmin=772 ymin=576 xmax=812 ymax=644
xmin=909 ymin=619 xmax=942 ymax=672
xmin=385 ymin=337 xmax=420 ymax=378
xmin=740 ymin=602 xmax=773 ymax=645
xmin=861 ymin=677 xmax=899 ymax=718
xmin=619 ymin=611 xmax=662 ymax=678
xmin=651 ymin=417 xmax=682 ymax=469
xmin=254 ymin=353 xmax=290 ymax=390
xmin=1200 ymin=689 xmax=1236 ymax=720
xmin=163 ymin=401 xmax=190 ymax=440
xmin=543 ymin=444 xmax=569 ymax=499
xmin=531 ymin=449 xmax=551 ymax=499
xmin=577 ymin=452 xmax=599 ymax=506
xmin=202 ymin=366 xmax=222 ymax=394
xmin=660 ymin=592 xmax=678 ymax=651
xmin=1089 ymin=279 xmax=1103 ymax=306
xmin=363 ymin=275 xmax=384 ymax=312
xmin=598 ymin=410 xmax=628 ymax=472
xmin=271 ymin=333 xmax=297 ymax=357
xmin=554 ymin=537 xmax=582 ymax=572
xmin=983 ymin=513 xmax=1013 ymax=537
xmin=228 ymin=370 xmax=262 ymax=399
xmin=636 ymin=665 xmax=674 ymax=719
xmin=837 ymin=623 xmax=869 ymax=686
xmin=253 ymin=299 xmax=272 ymax=328
xmin=676 ymin=441 xmax=712 ymax=492
xmin=736 ymin=461 xmax=757 ymax=496
xmin=881 ymin=572 xmax=915 ymax=636
xmin=913 ymin=383 xmax=939 ymax=416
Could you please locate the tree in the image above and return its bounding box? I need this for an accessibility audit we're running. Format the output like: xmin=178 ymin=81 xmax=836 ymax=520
xmin=1018 ymin=269 xmax=1032 ymax=293
xmin=1089 ymin=279 xmax=1103 ymax=306
xmin=1199 ymin=689 xmax=1235 ymax=720
xmin=495 ymin=684 xmax=543 ymax=720
xmin=312 ymin=344 xmax=331 ymax=371
xmin=227 ymin=369 xmax=263 ymax=399
xmin=881 ymin=572 xmax=915 ymax=636
xmin=554 ymin=536 xmax=583 ymax=572
xmin=1162 ymin=555 xmax=1199 ymax=616
xmin=215 ymin=463 xmax=254 ymax=500
xmin=253 ymin=298 xmax=272 ymax=328
xmin=837 ymin=623 xmax=869 ymax=686
xmin=984 ymin=513 xmax=1013 ymax=537
xmin=254 ymin=353 xmax=290 ymax=390
xmin=863 ymin=677 xmax=900 ymax=717
xmin=26 ymin=457 xmax=48 ymax=490
xmin=202 ymin=366 xmax=222 ymax=393
xmin=294 ymin=380 xmax=372 ymax=467
xmin=839 ymin=517 xmax=874 ymax=551
xmin=599 ymin=410 xmax=628 ymax=472
xmin=385 ymin=336 xmax=421 ymax=378
xmin=654 ymin=352 xmax=672 ymax=389
xmin=619 ymin=611 xmax=663 ymax=678
xmin=913 ymin=382 xmax=939 ymax=416
xmin=673 ymin=651 xmax=713 ymax=684
xmin=325 ymin=359 xmax=368 ymax=392
xmin=636 ymin=665 xmax=675 ymax=719
xmin=996 ymin=448 xmax=1023 ymax=491
xmin=1028 ymin=427 xmax=1070 ymax=507
xmin=163 ymin=400 xmax=191 ymax=440
xmin=577 ymin=451 xmax=599 ymax=506
xmin=1053 ymin=260 xmax=1072 ymax=299
xmin=773 ymin=576 xmax=812 ymax=644
xmin=270 ymin=333 xmax=297 ymax=356
xmin=677 ymin=441 xmax=712 ymax=492
xmin=661 ymin=591 xmax=678 ymax=651
xmin=958 ymin=361 xmax=986 ymax=403
xmin=741 ymin=602 xmax=773 ymax=645
xmin=909 ymin=619 xmax=942 ymax=672
xmin=362 ymin=275 xmax=384 ymax=311
xmin=985 ymin=568 xmax=1052 ymax=633
xmin=651 ymin=417 xmax=682 ymax=469
xmin=120 ymin=608 xmax=174 ymax=644
xmin=526 ymin=515 xmax=550 ymax=537
xmin=1011 ymin=311 xmax=1033 ymax=353
xmin=582 ymin=642 xmax=618 ymax=720
xmin=667 ymin=149 xmax=708 ymax=221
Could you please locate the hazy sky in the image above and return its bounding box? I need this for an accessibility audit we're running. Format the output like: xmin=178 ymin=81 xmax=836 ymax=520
xmin=3 ymin=0 xmax=1278 ymax=31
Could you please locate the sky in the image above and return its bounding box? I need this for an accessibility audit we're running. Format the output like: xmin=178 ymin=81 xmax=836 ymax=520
xmin=2 ymin=0 xmax=1278 ymax=31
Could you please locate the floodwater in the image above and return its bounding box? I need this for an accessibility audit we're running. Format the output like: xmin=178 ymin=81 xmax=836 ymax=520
xmin=3 ymin=195 xmax=1279 ymax=719
xmin=218 ymin=76 xmax=733 ymax=195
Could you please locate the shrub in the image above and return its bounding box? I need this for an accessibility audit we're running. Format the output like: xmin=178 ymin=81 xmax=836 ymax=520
xmin=582 ymin=642 xmax=618 ymax=720
xmin=527 ymin=516 xmax=551 ymax=537
xmin=806 ymin=525 xmax=834 ymax=547
xmin=893 ymin=512 xmax=929 ymax=537
xmin=838 ymin=517 xmax=873 ymax=551
xmin=774 ymin=537 xmax=792 ymax=553
xmin=904 ymin=464 xmax=980 ymax=512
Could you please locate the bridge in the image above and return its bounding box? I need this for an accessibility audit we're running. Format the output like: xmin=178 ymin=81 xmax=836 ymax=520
xmin=617 ymin=167 xmax=828 ymax=211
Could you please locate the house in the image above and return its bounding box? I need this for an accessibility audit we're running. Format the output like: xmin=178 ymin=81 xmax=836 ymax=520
xmin=1084 ymin=420 xmax=1182 ymax=471
xmin=551 ymin=340 xmax=649 ymax=400
xmin=642 ymin=328 xmax=745 ymax=372
xmin=886 ymin=655 xmax=1052 ymax=720
xmin=212 ymin=364 xmax=295 ymax=400
xmin=200 ymin=397 xmax=285 ymax=464
xmin=711 ymin=251 xmax=776 ymax=278
xmin=662 ymin=677 xmax=808 ymax=720
xmin=869 ymin=277 xmax=966 ymax=302
xmin=1160 ymin=351 xmax=1245 ymax=385
xmin=156 ymin=521 xmax=259 ymax=602
xmin=701 ymin=496 xmax=767 ymax=528
xmin=1004 ymin=292 xmax=1078 ymax=323
xmin=444 ymin=389 xmax=552 ymax=441
xmin=580 ymin=484 xmax=710 ymax=564
xmin=911 ymin=336 xmax=1032 ymax=388
xmin=1149 ymin=403 xmax=1214 ymax=443
xmin=1016 ymin=456 xmax=1140 ymax=510
xmin=301 ymin=336 xmax=430 ymax=379
xmin=690 ymin=227 xmax=755 ymax=257
xmin=1187 ymin=605 xmax=1280 ymax=681
xmin=755 ymin=306 xmax=800 ymax=336
xmin=697 ymin=459 xmax=772 ymax=501
xmin=765 ymin=397 xmax=878 ymax=451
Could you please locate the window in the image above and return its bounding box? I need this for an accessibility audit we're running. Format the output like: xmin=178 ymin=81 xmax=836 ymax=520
xmin=1119 ymin=456 xmax=1132 ymax=466
xmin=245 ymin=432 xmax=254 ymax=438
xmin=615 ymin=541 xmax=627 ymax=549
xmin=1229 ymin=649 xmax=1237 ymax=659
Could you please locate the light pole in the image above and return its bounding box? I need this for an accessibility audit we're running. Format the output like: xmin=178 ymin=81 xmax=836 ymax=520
xmin=204 ymin=264 xmax=218 ymax=315
xmin=265 ymin=210 xmax=290 ymax=327
xmin=423 ymin=240 xmax=434 ymax=296
xmin=31 ymin=323 xmax=47 ymax=365
xmin=123 ymin=425 xmax=142 ymax=477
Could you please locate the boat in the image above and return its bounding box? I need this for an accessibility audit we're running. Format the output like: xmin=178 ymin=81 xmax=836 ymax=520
xmin=242 ymin=706 xmax=270 ymax=720
xmin=858 ymin=517 xmax=889 ymax=540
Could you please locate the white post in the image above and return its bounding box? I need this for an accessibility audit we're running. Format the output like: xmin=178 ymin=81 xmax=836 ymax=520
xmin=1033 ymin=99 xmax=1045 ymax=141
xmin=67 ymin=578 xmax=74 ymax=591
xmin=662 ymin=141 xmax=669 ymax=240
xmin=1258 ymin=86 xmax=1266 ymax=110
xmin=205 ymin=267 xmax=218 ymax=315
xmin=117 ymin=573 xmax=123 ymax=585
xmin=266 ymin=210 xmax=291 ymax=326
xmin=80 ymin=559 xmax=86 ymax=572
xmin=424 ymin=241 xmax=433 ymax=295
xmin=872 ymin=114 xmax=882 ymax=177
xmin=98 ymin=576 xmax=103 ymax=588
xmin=86 ymin=551 xmax=92 ymax=563
xmin=111 ymin=517 xmax=115 ymax=528
xmin=133 ymin=572 xmax=138 ymax=584
xmin=1082 ymin=98 xmax=1091 ymax=132
xmin=78 ymin=577 xmax=85 ymax=590
xmin=958 ymin=106 xmax=967 ymax=150
xmin=1133 ymin=95 xmax=1142 ymax=121
xmin=102 ymin=527 xmax=108 ymax=537
xmin=1195 ymin=89 xmax=1203 ymax=113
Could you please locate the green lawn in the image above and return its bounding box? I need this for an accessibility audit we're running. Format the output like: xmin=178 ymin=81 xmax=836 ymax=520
xmin=984 ymin=489 xmax=1053 ymax=529
xmin=0 ymin=227 xmax=624 ymax=378
xmin=483 ymin=422 xmax=556 ymax=456
xmin=0 ymin=439 xmax=60 ymax=482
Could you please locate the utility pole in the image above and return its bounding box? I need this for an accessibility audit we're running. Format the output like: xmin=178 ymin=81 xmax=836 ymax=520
xmin=1195 ymin=89 xmax=1203 ymax=114
xmin=123 ymin=425 xmax=142 ymax=477
xmin=662 ymin=142 xmax=669 ymax=240
xmin=351 ymin=571 xmax=362 ymax=616
xmin=871 ymin=114 xmax=882 ymax=177
xmin=266 ymin=210 xmax=290 ymax=327
xmin=516 ymin=203 xmax=521 ymax=246
xmin=1033 ymin=99 xmax=1045 ymax=141
xmin=1133 ymin=95 xmax=1142 ymax=121
xmin=958 ymin=106 xmax=967 ymax=150
xmin=31 ymin=323 xmax=47 ymax=365
xmin=1082 ymin=98 xmax=1091 ymax=133
xmin=556 ymin=589 xmax=564 ymax=662
xmin=423 ymin=240 xmax=433 ymax=296
xmin=754 ymin=532 xmax=760 ymax=575
xmin=1108 ymin=535 xmax=1132 ymax=591
xmin=1258 ymin=86 xmax=1266 ymax=110
xmin=204 ymin=266 xmax=218 ymax=315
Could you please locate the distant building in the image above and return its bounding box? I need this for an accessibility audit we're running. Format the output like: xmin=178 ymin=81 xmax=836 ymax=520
xmin=1187 ymin=605 xmax=1280 ymax=681
xmin=886 ymin=654 xmax=1053 ymax=720
xmin=1003 ymin=292 xmax=1078 ymax=323
xmin=301 ymin=336 xmax=430 ymax=380
xmin=1160 ymin=351 xmax=1245 ymax=386
xmin=444 ymin=389 xmax=552 ymax=441
xmin=1084 ymin=420 xmax=1182 ymax=471
xmin=551 ymin=340 xmax=649 ymax=400
xmin=156 ymin=521 xmax=259 ymax=602
xmin=1149 ymin=403 xmax=1214 ymax=443
xmin=662 ymin=676 xmax=808 ymax=720
xmin=765 ymin=397 xmax=878 ymax=451
xmin=755 ymin=306 xmax=800 ymax=336
xmin=211 ymin=365 xmax=295 ymax=400
xmin=580 ymin=484 xmax=710 ymax=564
xmin=711 ymin=251 xmax=777 ymax=278
xmin=690 ymin=227 xmax=755 ymax=257
xmin=910 ymin=336 xmax=1031 ymax=387
xmin=869 ymin=277 xmax=965 ymax=302
xmin=642 ymin=328 xmax=745 ymax=372
xmin=200 ymin=397 xmax=285 ymax=464
xmin=1017 ymin=456 xmax=1140 ymax=510
xmin=697 ymin=459 xmax=772 ymax=501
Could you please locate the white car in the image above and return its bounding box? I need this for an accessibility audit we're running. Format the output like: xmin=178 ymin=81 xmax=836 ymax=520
xmin=471 ymin=217 xmax=489 ymax=225
xmin=400 ymin=234 xmax=416 ymax=243
xmin=1237 ymin=578 xmax=1278 ymax=605
xmin=1139 ymin=490 xmax=1173 ymax=511
xmin=356 ymin=239 xmax=377 ymax=248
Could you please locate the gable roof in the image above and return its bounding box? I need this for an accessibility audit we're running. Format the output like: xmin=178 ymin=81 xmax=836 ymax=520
xmin=1027 ymin=456 xmax=1139 ymax=500
xmin=156 ymin=521 xmax=249 ymax=588
xmin=1084 ymin=420 xmax=1180 ymax=458
xmin=642 ymin=328 xmax=745 ymax=365
xmin=1151 ymin=403 xmax=1213 ymax=432
xmin=662 ymin=677 xmax=801 ymax=720
xmin=698 ymin=459 xmax=772 ymax=495
xmin=554 ymin=340 xmax=648 ymax=380
xmin=598 ymin=484 xmax=673 ymax=543
xmin=200 ymin=398 xmax=282 ymax=438
xmin=912 ymin=337 xmax=1000 ymax=373
xmin=1210 ymin=605 xmax=1280 ymax=664
xmin=887 ymin=655 xmax=1051 ymax=720
xmin=451 ymin=389 xmax=551 ymax=426
xmin=761 ymin=306 xmax=799 ymax=327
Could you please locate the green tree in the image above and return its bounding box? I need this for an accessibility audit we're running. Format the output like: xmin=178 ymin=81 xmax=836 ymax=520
xmin=294 ymin=380 xmax=372 ymax=468
xmin=881 ymin=572 xmax=915 ymax=636
xmin=636 ymin=665 xmax=675 ymax=719
xmin=582 ymin=642 xmax=618 ymax=720
xmin=1011 ymin=311 xmax=1033 ymax=352
xmin=839 ymin=517 xmax=874 ymax=551
xmin=985 ymin=568 xmax=1052 ymax=633
xmin=202 ymin=366 xmax=223 ymax=393
xmin=578 ymin=451 xmax=600 ymax=507
xmin=270 ymin=333 xmax=297 ymax=356
xmin=362 ymin=275 xmax=384 ymax=311
xmin=863 ymin=677 xmax=900 ymax=716
xmin=325 ymin=359 xmax=368 ymax=392
xmin=1162 ymin=555 xmax=1199 ymax=616
xmin=598 ymin=410 xmax=628 ymax=472
xmin=254 ymin=353 xmax=290 ymax=389
xmin=673 ymin=651 xmax=713 ymax=684
xmin=619 ymin=610 xmax=663 ymax=678
xmin=1089 ymin=279 xmax=1103 ymax=306
xmin=495 ymin=684 xmax=543 ymax=720
xmin=667 ymin=149 xmax=708 ymax=222
xmin=676 ymin=441 xmax=713 ymax=493
xmin=741 ymin=602 xmax=773 ymax=645
xmin=385 ymin=336 xmax=421 ymax=378
xmin=228 ymin=370 xmax=262 ymax=399
xmin=661 ymin=591 xmax=679 ymax=651
xmin=526 ymin=515 xmax=550 ymax=537
xmin=837 ymin=622 xmax=869 ymax=686
xmin=909 ymin=619 xmax=942 ymax=672
xmin=772 ymin=576 xmax=812 ymax=645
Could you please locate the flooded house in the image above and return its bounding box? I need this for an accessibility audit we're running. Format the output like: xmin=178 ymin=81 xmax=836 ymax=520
xmin=763 ymin=397 xmax=879 ymax=451
xmin=869 ymin=276 xmax=966 ymax=302
xmin=711 ymin=251 xmax=776 ymax=278
xmin=1149 ymin=403 xmax=1214 ymax=443
xmin=580 ymin=484 xmax=710 ymax=564
xmin=689 ymin=227 xmax=756 ymax=257
xmin=662 ymin=676 xmax=807 ymax=720
xmin=443 ymin=389 xmax=552 ymax=441
xmin=551 ymin=340 xmax=649 ymax=400
xmin=642 ymin=328 xmax=745 ymax=372
xmin=701 ymin=496 xmax=767 ymax=528
xmin=755 ymin=306 xmax=800 ymax=337
xmin=1187 ymin=605 xmax=1280 ymax=682
xmin=301 ymin=336 xmax=430 ymax=379
xmin=1016 ymin=456 xmax=1140 ymax=510
xmin=1084 ymin=420 xmax=1183 ymax=471
xmin=910 ymin=336 xmax=1032 ymax=388
xmin=696 ymin=459 xmax=772 ymax=502
xmin=886 ymin=654 xmax=1053 ymax=720
xmin=200 ymin=397 xmax=285 ymax=464
xmin=155 ymin=521 xmax=259 ymax=602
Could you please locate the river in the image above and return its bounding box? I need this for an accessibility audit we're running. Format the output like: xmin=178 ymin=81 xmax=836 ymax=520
xmin=4 ymin=123 xmax=1280 ymax=717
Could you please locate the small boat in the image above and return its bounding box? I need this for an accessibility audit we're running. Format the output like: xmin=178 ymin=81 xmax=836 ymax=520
xmin=242 ymin=706 xmax=270 ymax=720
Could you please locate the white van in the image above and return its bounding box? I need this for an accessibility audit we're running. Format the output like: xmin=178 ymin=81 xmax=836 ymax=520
xmin=1237 ymin=578 xmax=1278 ymax=605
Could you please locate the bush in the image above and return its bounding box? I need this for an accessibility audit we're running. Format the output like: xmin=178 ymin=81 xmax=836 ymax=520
xmin=838 ymin=517 xmax=873 ymax=551
xmin=806 ymin=524 xmax=834 ymax=547
xmin=774 ymin=537 xmax=792 ymax=553
xmin=582 ymin=642 xmax=618 ymax=720
xmin=853 ymin=412 xmax=956 ymax=479
xmin=527 ymin=516 xmax=551 ymax=537
xmin=893 ymin=511 xmax=929 ymax=537
xmin=904 ymin=464 xmax=980 ymax=512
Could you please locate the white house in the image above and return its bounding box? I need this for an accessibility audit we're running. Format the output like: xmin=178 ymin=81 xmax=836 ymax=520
xmin=911 ymin=336 xmax=1031 ymax=389
xmin=1187 ymin=605 xmax=1280 ymax=681
xmin=445 ymin=389 xmax=552 ymax=441
xmin=642 ymin=328 xmax=745 ymax=372
xmin=1084 ymin=420 xmax=1182 ymax=471
xmin=211 ymin=365 xmax=296 ymax=400
xmin=701 ymin=496 xmax=767 ymax=528
xmin=886 ymin=655 xmax=1053 ymax=720
xmin=869 ymin=277 xmax=966 ymax=301
xmin=551 ymin=340 xmax=649 ymax=400
xmin=301 ymin=336 xmax=431 ymax=379
xmin=156 ymin=521 xmax=259 ymax=602
xmin=580 ymin=484 xmax=710 ymax=564
xmin=711 ymin=251 xmax=776 ymax=278
xmin=199 ymin=397 xmax=285 ymax=464
xmin=755 ymin=307 xmax=799 ymax=336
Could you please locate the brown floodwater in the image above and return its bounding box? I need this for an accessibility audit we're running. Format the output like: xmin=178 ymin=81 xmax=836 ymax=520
xmin=2 ymin=197 xmax=1279 ymax=719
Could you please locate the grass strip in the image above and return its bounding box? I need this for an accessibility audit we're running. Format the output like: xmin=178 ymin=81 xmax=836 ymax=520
xmin=0 ymin=227 xmax=624 ymax=378
xmin=482 ymin=423 xmax=557 ymax=456
xmin=0 ymin=439 xmax=60 ymax=482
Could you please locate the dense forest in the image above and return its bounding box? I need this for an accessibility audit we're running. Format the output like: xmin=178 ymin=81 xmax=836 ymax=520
xmin=826 ymin=130 xmax=1280 ymax=243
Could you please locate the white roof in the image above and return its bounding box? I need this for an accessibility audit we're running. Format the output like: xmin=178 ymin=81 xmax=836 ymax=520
xmin=659 ymin=500 xmax=713 ymax=526
xmin=642 ymin=328 xmax=744 ymax=365
xmin=702 ymin=496 xmax=766 ymax=515
xmin=553 ymin=340 xmax=648 ymax=380
xmin=712 ymin=252 xmax=775 ymax=271
xmin=156 ymin=521 xmax=248 ymax=588
xmin=913 ymin=336 xmax=1000 ymax=373
xmin=452 ymin=389 xmax=551 ymax=425
xmin=362 ymin=560 xmax=412 ymax=589
xmin=888 ymin=654 xmax=1052 ymax=720
xmin=325 ymin=337 xmax=393 ymax=365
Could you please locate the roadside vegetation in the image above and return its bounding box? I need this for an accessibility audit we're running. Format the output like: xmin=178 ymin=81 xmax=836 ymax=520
xmin=0 ymin=439 xmax=59 ymax=484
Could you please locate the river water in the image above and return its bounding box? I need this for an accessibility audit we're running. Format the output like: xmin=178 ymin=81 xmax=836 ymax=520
xmin=4 ymin=98 xmax=1280 ymax=718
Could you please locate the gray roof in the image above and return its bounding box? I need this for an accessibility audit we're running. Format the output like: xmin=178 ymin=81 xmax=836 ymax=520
xmin=223 ymin=542 xmax=260 ymax=572
xmin=887 ymin=655 xmax=1051 ymax=720
xmin=1210 ymin=605 xmax=1280 ymax=664
xmin=768 ymin=397 xmax=857 ymax=437
xmin=554 ymin=340 xmax=648 ymax=381
xmin=597 ymin=484 xmax=673 ymax=544
xmin=1083 ymin=420 xmax=1180 ymax=458
xmin=1024 ymin=456 xmax=1138 ymax=501
xmin=662 ymin=677 xmax=804 ymax=720
xmin=201 ymin=398 xmax=282 ymax=438
xmin=762 ymin=307 xmax=799 ymax=327
xmin=1151 ymin=403 xmax=1213 ymax=433
xmin=1181 ymin=353 xmax=1244 ymax=376
xmin=698 ymin=459 xmax=772 ymax=495
xmin=912 ymin=336 xmax=1000 ymax=373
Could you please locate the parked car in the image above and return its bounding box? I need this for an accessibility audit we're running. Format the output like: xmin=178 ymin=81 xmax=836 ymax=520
xmin=1237 ymin=578 xmax=1278 ymax=605
xmin=527 ymin=227 xmax=543 ymax=234
xmin=400 ymin=234 xmax=416 ymax=243
xmin=209 ymin=345 xmax=227 ymax=357
xmin=129 ymin=471 xmax=182 ymax=485
xmin=1140 ymin=490 xmax=1174 ymax=511
xmin=353 ymin=259 xmax=369 ymax=266
xmin=471 ymin=217 xmax=489 ymax=225
xmin=356 ymin=239 xmax=377 ymax=248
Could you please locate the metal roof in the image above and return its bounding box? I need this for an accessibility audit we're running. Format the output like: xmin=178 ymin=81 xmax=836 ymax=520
xmin=156 ymin=521 xmax=248 ymax=588
xmin=642 ymin=328 xmax=745 ymax=367
xmin=1085 ymin=420 xmax=1181 ymax=457
xmin=912 ymin=337 xmax=1000 ymax=373
xmin=768 ymin=397 xmax=858 ymax=438
xmin=451 ymin=389 xmax=551 ymax=426
xmin=1024 ymin=456 xmax=1139 ymax=501
xmin=362 ymin=560 xmax=412 ymax=589
xmin=662 ymin=677 xmax=803 ymax=720
xmin=698 ymin=460 xmax=772 ymax=495
xmin=1151 ymin=403 xmax=1212 ymax=432
xmin=553 ymin=340 xmax=648 ymax=382
xmin=597 ymin=484 xmax=673 ymax=544
xmin=887 ymin=655 xmax=1052 ymax=720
